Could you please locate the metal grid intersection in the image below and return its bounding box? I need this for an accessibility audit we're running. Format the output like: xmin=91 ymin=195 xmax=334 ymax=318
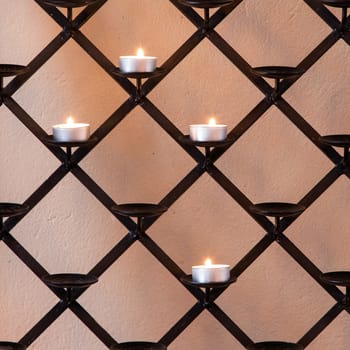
xmin=1 ymin=0 xmax=350 ymax=348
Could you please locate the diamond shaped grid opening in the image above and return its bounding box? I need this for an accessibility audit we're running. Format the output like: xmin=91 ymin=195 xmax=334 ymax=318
xmin=149 ymin=39 xmax=263 ymax=132
xmin=217 ymin=0 xmax=331 ymax=66
xmin=170 ymin=312 xmax=245 ymax=350
xmin=217 ymin=106 xmax=330 ymax=202
xmin=31 ymin=310 xmax=107 ymax=350
xmin=2 ymin=0 xmax=350 ymax=349
xmin=11 ymin=173 xmax=127 ymax=272
xmin=151 ymin=175 xmax=263 ymax=271
xmin=0 ymin=1 xmax=58 ymax=63
xmin=15 ymin=39 xmax=127 ymax=132
xmin=285 ymin=40 xmax=350 ymax=135
xmin=306 ymin=312 xmax=350 ymax=350
xmin=289 ymin=176 xmax=350 ymax=271
xmin=82 ymin=108 xmax=194 ymax=203
xmin=218 ymin=244 xmax=336 ymax=341
xmin=82 ymin=0 xmax=195 ymax=65
xmin=80 ymin=243 xmax=194 ymax=342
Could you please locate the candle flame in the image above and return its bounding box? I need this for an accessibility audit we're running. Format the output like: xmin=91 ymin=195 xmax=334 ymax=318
xmin=66 ymin=116 xmax=74 ymax=124
xmin=209 ymin=118 xmax=216 ymax=125
xmin=137 ymin=48 xmax=144 ymax=57
xmin=205 ymin=258 xmax=212 ymax=266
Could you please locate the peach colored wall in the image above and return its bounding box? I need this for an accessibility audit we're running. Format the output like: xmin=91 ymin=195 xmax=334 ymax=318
xmin=1 ymin=0 xmax=350 ymax=349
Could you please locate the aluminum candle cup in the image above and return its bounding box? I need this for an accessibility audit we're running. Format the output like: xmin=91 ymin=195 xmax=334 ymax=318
xmin=52 ymin=122 xmax=90 ymax=142
xmin=192 ymin=264 xmax=230 ymax=283
xmin=119 ymin=56 xmax=157 ymax=73
xmin=119 ymin=48 xmax=157 ymax=73
xmin=189 ymin=123 xmax=227 ymax=142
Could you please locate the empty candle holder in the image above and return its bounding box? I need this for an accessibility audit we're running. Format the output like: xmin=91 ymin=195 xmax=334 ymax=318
xmin=321 ymin=271 xmax=350 ymax=306
xmin=247 ymin=341 xmax=303 ymax=350
xmin=40 ymin=0 xmax=99 ymax=26
xmin=111 ymin=203 xmax=168 ymax=239
xmin=0 ymin=342 xmax=26 ymax=350
xmin=41 ymin=0 xmax=98 ymax=6
xmin=110 ymin=342 xmax=166 ymax=350
xmin=319 ymin=134 xmax=350 ymax=166
xmin=251 ymin=66 xmax=304 ymax=102
xmin=250 ymin=202 xmax=305 ymax=240
xmin=0 ymin=203 xmax=29 ymax=237
xmin=43 ymin=273 xmax=98 ymax=303
xmin=178 ymin=0 xmax=235 ymax=30
xmin=0 ymin=64 xmax=28 ymax=97
xmin=322 ymin=0 xmax=350 ymax=32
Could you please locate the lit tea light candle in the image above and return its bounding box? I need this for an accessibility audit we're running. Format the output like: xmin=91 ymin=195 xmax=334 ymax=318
xmin=119 ymin=48 xmax=157 ymax=73
xmin=192 ymin=258 xmax=230 ymax=283
xmin=52 ymin=117 xmax=90 ymax=142
xmin=189 ymin=118 xmax=227 ymax=142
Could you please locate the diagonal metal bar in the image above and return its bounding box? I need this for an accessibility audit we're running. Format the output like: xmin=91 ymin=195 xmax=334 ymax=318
xmin=2 ymin=233 xmax=50 ymax=283
xmin=71 ymin=99 xmax=136 ymax=163
xmin=5 ymin=166 xmax=69 ymax=231
xmin=34 ymin=0 xmax=68 ymax=26
xmin=68 ymin=236 xmax=137 ymax=303
xmin=159 ymin=302 xmax=204 ymax=345
xmin=208 ymin=303 xmax=254 ymax=347
xmin=276 ymin=98 xmax=342 ymax=163
xmin=69 ymin=301 xmax=116 ymax=347
xmin=298 ymin=165 xmax=343 ymax=208
xmin=280 ymin=165 xmax=343 ymax=231
xmin=158 ymin=165 xmax=206 ymax=210
xmin=169 ymin=0 xmax=205 ymax=27
xmin=20 ymin=301 xmax=68 ymax=346
xmin=72 ymin=0 xmax=108 ymax=28
xmin=275 ymin=98 xmax=350 ymax=185
xmin=142 ymin=165 xmax=205 ymax=231
xmin=207 ymin=165 xmax=273 ymax=230
xmin=304 ymin=0 xmax=350 ymax=47
xmin=70 ymin=165 xmax=136 ymax=230
xmin=4 ymin=97 xmax=66 ymax=162
xmin=141 ymin=98 xmax=203 ymax=162
xmin=304 ymin=0 xmax=340 ymax=28
xmin=144 ymin=1 xmax=245 ymax=96
xmin=277 ymin=233 xmax=344 ymax=301
xmin=5 ymin=0 xmax=108 ymax=97
xmin=209 ymin=235 xmax=275 ymax=303
xmin=71 ymin=30 xmax=136 ymax=95
xmin=299 ymin=302 xmax=344 ymax=347
xmin=279 ymin=31 xmax=339 ymax=94
xmin=139 ymin=233 xmax=203 ymax=300
xmin=4 ymin=32 xmax=71 ymax=97
xmin=230 ymin=234 xmax=275 ymax=278
xmin=88 ymin=234 xmax=136 ymax=278
xmin=1 ymin=0 xmax=349 ymax=347
xmin=211 ymin=98 xmax=273 ymax=162
xmin=210 ymin=170 xmax=342 ymax=302
xmin=206 ymin=30 xmax=273 ymax=93
xmin=209 ymin=0 xmax=245 ymax=28
xmin=209 ymin=30 xmax=339 ymax=164
xmin=142 ymin=30 xmax=206 ymax=95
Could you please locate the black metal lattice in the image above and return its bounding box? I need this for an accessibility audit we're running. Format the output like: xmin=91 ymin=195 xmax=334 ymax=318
xmin=1 ymin=0 xmax=350 ymax=348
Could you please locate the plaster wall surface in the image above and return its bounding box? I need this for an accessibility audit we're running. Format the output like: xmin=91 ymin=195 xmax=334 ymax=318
xmin=0 ymin=1 xmax=350 ymax=349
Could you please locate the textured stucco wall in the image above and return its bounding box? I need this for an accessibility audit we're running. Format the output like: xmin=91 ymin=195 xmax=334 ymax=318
xmin=1 ymin=0 xmax=350 ymax=349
